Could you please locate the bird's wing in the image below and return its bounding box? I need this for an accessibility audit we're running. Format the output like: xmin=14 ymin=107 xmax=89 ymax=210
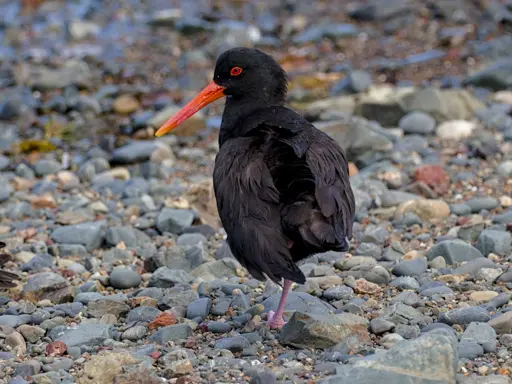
xmin=213 ymin=136 xmax=306 ymax=284
xmin=243 ymin=106 xmax=355 ymax=251
xmin=0 ymin=271 xmax=19 ymax=288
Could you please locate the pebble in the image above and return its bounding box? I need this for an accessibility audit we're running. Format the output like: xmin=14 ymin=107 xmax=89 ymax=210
xmin=156 ymin=208 xmax=195 ymax=234
xmin=109 ymin=268 xmax=142 ymax=289
xmin=394 ymin=199 xmax=450 ymax=220
xmin=149 ymin=324 xmax=193 ymax=344
xmin=476 ymin=229 xmax=512 ymax=256
xmin=438 ymin=306 xmax=490 ymax=325
xmin=208 ymin=321 xmax=233 ymax=333
xmin=470 ymin=291 xmax=498 ymax=302
xmin=426 ymin=240 xmax=484 ymax=265
xmin=121 ymin=325 xmax=147 ymax=341
xmin=186 ymin=298 xmax=212 ymax=320
xmin=488 ymin=312 xmax=512 ymax=334
xmin=280 ymin=312 xmax=369 ymax=349
xmin=399 ymin=111 xmax=436 ymax=135
xmin=391 ymin=258 xmax=428 ymax=277
xmin=214 ymin=335 xmax=251 ymax=352
xmin=436 ymin=120 xmax=476 ymax=140
xmin=466 ymin=197 xmax=500 ymax=213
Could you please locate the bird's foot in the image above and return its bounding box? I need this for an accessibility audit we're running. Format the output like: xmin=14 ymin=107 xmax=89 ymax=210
xmin=267 ymin=310 xmax=287 ymax=329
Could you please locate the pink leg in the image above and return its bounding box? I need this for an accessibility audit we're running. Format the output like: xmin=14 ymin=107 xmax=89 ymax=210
xmin=267 ymin=279 xmax=292 ymax=329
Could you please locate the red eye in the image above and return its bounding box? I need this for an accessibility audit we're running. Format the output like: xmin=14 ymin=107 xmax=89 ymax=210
xmin=230 ymin=67 xmax=243 ymax=76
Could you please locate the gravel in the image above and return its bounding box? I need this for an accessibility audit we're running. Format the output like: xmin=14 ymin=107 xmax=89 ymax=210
xmin=1 ymin=0 xmax=512 ymax=382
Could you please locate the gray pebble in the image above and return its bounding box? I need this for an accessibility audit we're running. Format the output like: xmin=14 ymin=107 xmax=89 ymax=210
xmin=187 ymin=297 xmax=212 ymax=320
xmin=392 ymin=258 xmax=428 ymax=277
xmin=109 ymin=268 xmax=142 ymax=289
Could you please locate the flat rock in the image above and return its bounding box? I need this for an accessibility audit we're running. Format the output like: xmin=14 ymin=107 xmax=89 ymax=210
xmin=318 ymin=332 xmax=457 ymax=384
xmin=86 ymin=300 xmax=130 ymax=318
xmin=50 ymin=324 xmax=112 ymax=347
xmin=50 ymin=221 xmax=106 ymax=251
xmin=280 ymin=312 xmax=370 ymax=349
xmin=23 ymin=272 xmax=72 ymax=303
xmin=426 ymin=240 xmax=484 ymax=265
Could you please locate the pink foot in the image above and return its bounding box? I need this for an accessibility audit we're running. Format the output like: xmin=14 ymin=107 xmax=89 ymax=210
xmin=267 ymin=310 xmax=287 ymax=329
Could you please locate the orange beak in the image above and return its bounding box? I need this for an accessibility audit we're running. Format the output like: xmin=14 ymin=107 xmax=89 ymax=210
xmin=155 ymin=80 xmax=226 ymax=137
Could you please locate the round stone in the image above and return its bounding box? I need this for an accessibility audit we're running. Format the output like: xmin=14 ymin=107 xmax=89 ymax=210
xmin=109 ymin=268 xmax=142 ymax=289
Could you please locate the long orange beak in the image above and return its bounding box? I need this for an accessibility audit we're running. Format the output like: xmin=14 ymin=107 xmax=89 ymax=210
xmin=155 ymin=80 xmax=226 ymax=137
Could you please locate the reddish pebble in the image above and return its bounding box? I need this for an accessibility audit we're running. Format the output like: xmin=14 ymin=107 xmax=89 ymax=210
xmin=414 ymin=165 xmax=450 ymax=195
xmin=148 ymin=312 xmax=176 ymax=330
xmin=46 ymin=341 xmax=67 ymax=356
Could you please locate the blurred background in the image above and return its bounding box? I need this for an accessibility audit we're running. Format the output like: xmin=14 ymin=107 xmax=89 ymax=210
xmin=2 ymin=0 xmax=512 ymax=147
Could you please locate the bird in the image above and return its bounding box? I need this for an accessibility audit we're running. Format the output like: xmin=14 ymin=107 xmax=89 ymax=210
xmin=155 ymin=47 xmax=355 ymax=329
xmin=0 ymin=241 xmax=20 ymax=289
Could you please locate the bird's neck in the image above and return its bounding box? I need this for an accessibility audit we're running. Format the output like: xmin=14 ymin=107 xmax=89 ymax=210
xmin=219 ymin=96 xmax=282 ymax=146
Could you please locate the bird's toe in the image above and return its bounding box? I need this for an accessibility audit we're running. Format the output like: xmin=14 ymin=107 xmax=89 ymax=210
xmin=267 ymin=310 xmax=287 ymax=329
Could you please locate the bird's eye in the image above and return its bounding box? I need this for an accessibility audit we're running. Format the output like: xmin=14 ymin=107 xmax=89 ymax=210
xmin=230 ymin=67 xmax=243 ymax=76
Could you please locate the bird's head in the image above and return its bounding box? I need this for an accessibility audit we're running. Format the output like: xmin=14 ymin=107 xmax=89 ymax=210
xmin=155 ymin=47 xmax=287 ymax=137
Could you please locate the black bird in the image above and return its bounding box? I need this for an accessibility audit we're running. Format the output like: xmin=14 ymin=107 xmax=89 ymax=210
xmin=155 ymin=48 xmax=355 ymax=329
xmin=0 ymin=241 xmax=19 ymax=289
